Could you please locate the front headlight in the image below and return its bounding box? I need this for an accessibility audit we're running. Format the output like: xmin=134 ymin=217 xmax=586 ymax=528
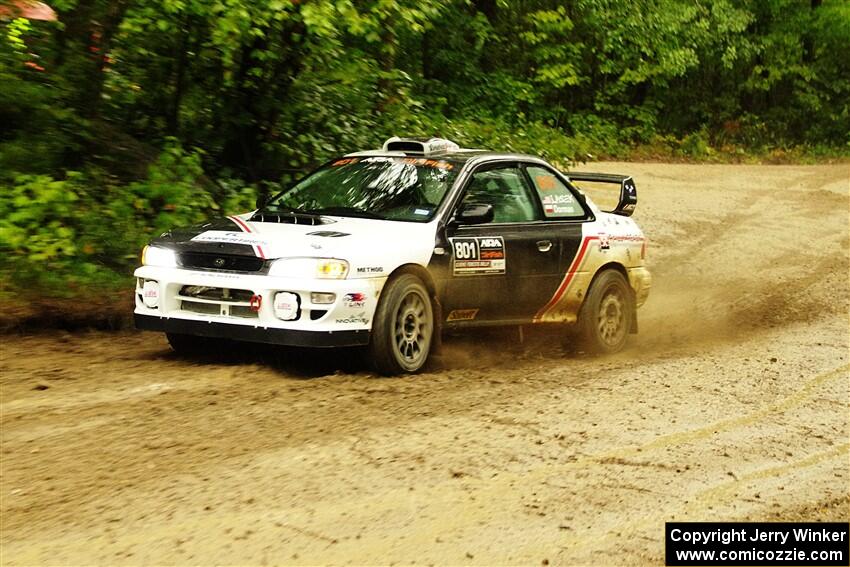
xmin=142 ymin=245 xmax=178 ymax=268
xmin=268 ymin=258 xmax=349 ymax=279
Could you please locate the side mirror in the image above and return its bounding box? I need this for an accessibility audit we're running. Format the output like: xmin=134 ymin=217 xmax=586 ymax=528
xmin=454 ymin=203 xmax=494 ymax=225
xmin=256 ymin=193 xmax=269 ymax=210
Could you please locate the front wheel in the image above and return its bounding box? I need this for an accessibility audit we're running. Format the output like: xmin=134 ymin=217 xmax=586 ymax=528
xmin=576 ymin=269 xmax=634 ymax=354
xmin=368 ymin=274 xmax=434 ymax=375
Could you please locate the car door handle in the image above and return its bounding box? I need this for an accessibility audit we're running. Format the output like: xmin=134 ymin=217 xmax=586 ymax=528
xmin=536 ymin=240 xmax=553 ymax=252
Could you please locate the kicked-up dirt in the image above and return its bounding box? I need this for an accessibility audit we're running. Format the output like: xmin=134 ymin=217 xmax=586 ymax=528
xmin=1 ymin=163 xmax=848 ymax=565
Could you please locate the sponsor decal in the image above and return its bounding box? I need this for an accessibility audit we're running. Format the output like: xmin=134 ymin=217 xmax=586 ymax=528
xmin=142 ymin=280 xmax=159 ymax=308
xmin=414 ymin=208 xmax=431 ymax=216
xmin=543 ymin=193 xmax=578 ymax=215
xmin=189 ymin=271 xmax=240 ymax=279
xmin=343 ymin=292 xmax=367 ymax=308
xmin=356 ymin=266 xmax=384 ymax=274
xmin=332 ymin=158 xmax=359 ymax=167
xmin=450 ymin=236 xmax=506 ymax=276
xmin=273 ymin=292 xmax=299 ymax=320
xmin=446 ymin=309 xmax=479 ymax=322
xmin=335 ymin=312 xmax=369 ymax=325
xmin=610 ymin=234 xmax=645 ymax=242
xmin=534 ymin=174 xmax=558 ymax=191
xmin=401 ymin=157 xmax=454 ymax=170
xmin=551 ymin=204 xmax=578 ymax=215
xmin=599 ymin=232 xmax=611 ymax=250
xmin=192 ymin=230 xmax=270 ymax=250
xmin=541 ymin=194 xmax=575 ymax=205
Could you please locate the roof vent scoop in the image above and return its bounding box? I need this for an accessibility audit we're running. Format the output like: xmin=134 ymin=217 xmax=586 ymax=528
xmin=382 ymin=137 xmax=460 ymax=155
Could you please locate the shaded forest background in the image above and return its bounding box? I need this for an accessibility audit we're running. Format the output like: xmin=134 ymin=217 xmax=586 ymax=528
xmin=1 ymin=0 xmax=848 ymax=306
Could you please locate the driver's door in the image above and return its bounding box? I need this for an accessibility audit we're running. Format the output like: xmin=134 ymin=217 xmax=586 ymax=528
xmin=440 ymin=163 xmax=563 ymax=323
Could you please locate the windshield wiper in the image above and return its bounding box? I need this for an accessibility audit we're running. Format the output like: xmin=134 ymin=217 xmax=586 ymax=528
xmin=306 ymin=206 xmax=385 ymax=220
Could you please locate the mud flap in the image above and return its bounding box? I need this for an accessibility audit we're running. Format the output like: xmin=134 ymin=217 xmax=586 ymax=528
xmin=630 ymin=306 xmax=638 ymax=334
xmin=431 ymin=295 xmax=443 ymax=354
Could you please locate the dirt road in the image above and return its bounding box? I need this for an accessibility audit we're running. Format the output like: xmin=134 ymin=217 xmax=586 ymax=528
xmin=1 ymin=163 xmax=848 ymax=565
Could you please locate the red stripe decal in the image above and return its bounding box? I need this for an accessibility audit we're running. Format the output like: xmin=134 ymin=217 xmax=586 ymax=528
xmin=227 ymin=215 xmax=265 ymax=259
xmin=228 ymin=215 xmax=253 ymax=233
xmin=534 ymin=235 xmax=599 ymax=321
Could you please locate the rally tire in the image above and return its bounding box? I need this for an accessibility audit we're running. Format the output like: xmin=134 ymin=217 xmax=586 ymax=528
xmin=368 ymin=274 xmax=434 ymax=375
xmin=576 ymin=269 xmax=634 ymax=354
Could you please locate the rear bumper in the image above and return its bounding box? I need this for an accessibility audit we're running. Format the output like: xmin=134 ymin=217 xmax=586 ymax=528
xmin=134 ymin=313 xmax=370 ymax=347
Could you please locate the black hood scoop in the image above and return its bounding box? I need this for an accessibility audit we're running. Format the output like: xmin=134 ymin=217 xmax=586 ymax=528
xmin=250 ymin=211 xmax=325 ymax=225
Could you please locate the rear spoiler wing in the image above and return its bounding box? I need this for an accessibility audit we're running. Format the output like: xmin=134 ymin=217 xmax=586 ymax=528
xmin=566 ymin=172 xmax=637 ymax=217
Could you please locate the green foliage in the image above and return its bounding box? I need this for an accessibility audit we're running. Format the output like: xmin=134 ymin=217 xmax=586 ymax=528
xmin=0 ymin=143 xmax=258 ymax=296
xmin=0 ymin=172 xmax=111 ymax=293
xmin=0 ymin=0 xmax=848 ymax=304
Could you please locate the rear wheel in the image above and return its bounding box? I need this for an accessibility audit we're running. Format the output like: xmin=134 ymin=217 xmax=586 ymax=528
xmin=368 ymin=274 xmax=434 ymax=375
xmin=576 ymin=270 xmax=634 ymax=354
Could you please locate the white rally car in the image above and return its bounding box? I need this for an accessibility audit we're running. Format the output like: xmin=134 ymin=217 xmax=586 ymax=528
xmin=134 ymin=137 xmax=651 ymax=374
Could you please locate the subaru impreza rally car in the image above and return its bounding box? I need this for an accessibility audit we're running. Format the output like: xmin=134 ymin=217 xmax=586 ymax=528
xmin=134 ymin=137 xmax=651 ymax=374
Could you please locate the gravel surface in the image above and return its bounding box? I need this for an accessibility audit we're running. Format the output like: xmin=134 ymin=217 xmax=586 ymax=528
xmin=1 ymin=163 xmax=848 ymax=565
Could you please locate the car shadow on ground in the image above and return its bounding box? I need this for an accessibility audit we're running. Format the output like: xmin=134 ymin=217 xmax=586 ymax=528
xmin=150 ymin=325 xmax=587 ymax=379
xmin=152 ymin=342 xmax=368 ymax=378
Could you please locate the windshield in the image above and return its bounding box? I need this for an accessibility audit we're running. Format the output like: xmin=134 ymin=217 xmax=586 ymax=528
xmin=265 ymin=157 xmax=459 ymax=222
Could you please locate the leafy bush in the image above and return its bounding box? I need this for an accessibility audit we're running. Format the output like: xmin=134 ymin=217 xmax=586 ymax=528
xmin=0 ymin=142 xmax=259 ymax=298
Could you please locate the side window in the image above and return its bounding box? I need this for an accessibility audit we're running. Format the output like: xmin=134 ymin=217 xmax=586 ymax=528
xmin=527 ymin=166 xmax=585 ymax=219
xmin=461 ymin=167 xmax=539 ymax=223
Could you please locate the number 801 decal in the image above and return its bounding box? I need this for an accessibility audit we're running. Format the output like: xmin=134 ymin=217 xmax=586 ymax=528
xmin=450 ymin=236 xmax=506 ymax=276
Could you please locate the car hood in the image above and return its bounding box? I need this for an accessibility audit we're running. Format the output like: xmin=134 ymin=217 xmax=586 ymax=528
xmin=151 ymin=214 xmax=437 ymax=267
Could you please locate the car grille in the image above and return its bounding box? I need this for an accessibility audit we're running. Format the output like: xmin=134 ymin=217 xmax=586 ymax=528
xmin=177 ymin=286 xmax=260 ymax=319
xmin=178 ymin=252 xmax=265 ymax=272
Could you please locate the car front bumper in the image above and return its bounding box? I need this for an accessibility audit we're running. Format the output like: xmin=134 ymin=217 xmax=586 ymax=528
xmin=134 ymin=313 xmax=369 ymax=347
xmin=133 ymin=265 xmax=385 ymax=347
